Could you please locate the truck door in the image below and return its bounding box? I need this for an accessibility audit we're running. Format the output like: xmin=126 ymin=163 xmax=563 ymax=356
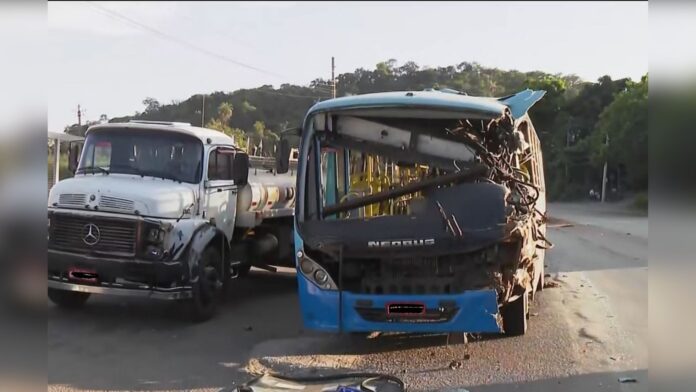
xmin=203 ymin=146 xmax=238 ymax=240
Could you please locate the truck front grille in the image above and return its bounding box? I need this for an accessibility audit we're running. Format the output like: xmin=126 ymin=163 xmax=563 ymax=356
xmin=99 ymin=196 xmax=135 ymax=212
xmin=59 ymin=193 xmax=86 ymax=206
xmin=49 ymin=214 xmax=137 ymax=256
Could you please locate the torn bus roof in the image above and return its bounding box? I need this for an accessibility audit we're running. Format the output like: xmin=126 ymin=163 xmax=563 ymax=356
xmin=305 ymin=89 xmax=546 ymax=121
xmin=498 ymin=89 xmax=547 ymax=120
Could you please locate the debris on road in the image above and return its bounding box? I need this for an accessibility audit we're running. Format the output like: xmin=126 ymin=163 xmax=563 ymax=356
xmin=449 ymin=360 xmax=463 ymax=370
xmin=618 ymin=377 xmax=638 ymax=383
xmin=543 ymin=280 xmax=561 ymax=289
xmin=244 ymin=326 xmax=253 ymax=331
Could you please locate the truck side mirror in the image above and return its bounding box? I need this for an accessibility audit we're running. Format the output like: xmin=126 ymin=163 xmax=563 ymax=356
xmin=68 ymin=142 xmax=81 ymax=174
xmin=232 ymin=152 xmax=249 ymax=186
xmin=276 ymin=138 xmax=291 ymax=174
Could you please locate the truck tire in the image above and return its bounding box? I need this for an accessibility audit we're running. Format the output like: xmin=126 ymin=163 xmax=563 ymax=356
xmin=502 ymin=291 xmax=528 ymax=336
xmin=236 ymin=263 xmax=252 ymax=277
xmin=183 ymin=247 xmax=222 ymax=322
xmin=48 ymin=288 xmax=90 ymax=309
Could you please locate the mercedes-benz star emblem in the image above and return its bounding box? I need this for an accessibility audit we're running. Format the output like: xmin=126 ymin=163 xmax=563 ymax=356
xmin=82 ymin=223 xmax=101 ymax=246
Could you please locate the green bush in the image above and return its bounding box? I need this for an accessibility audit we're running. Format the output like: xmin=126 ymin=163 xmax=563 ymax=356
xmin=632 ymin=192 xmax=648 ymax=212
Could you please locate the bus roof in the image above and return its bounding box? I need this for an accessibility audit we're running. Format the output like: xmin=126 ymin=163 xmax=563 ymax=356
xmin=305 ymin=89 xmax=545 ymax=121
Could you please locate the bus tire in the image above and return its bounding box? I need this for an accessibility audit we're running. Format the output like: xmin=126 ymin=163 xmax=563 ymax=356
xmin=502 ymin=291 xmax=528 ymax=336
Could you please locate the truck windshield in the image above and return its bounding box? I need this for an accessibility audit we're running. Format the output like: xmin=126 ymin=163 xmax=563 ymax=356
xmin=77 ymin=128 xmax=203 ymax=183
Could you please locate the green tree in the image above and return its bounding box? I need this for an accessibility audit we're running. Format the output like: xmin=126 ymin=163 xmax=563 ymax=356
xmin=591 ymin=75 xmax=647 ymax=190
xmin=249 ymin=121 xmax=279 ymax=156
xmin=142 ymin=97 xmax=160 ymax=114
xmin=206 ymin=102 xmax=247 ymax=148
xmin=218 ymin=102 xmax=233 ymax=124
xmin=103 ymin=60 xmax=646 ymax=198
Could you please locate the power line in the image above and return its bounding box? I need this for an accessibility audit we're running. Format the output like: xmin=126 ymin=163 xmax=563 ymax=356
xmin=176 ymin=12 xmax=253 ymax=50
xmin=84 ymin=1 xmax=284 ymax=79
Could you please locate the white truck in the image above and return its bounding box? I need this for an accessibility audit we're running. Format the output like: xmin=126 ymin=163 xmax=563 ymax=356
xmin=47 ymin=121 xmax=296 ymax=321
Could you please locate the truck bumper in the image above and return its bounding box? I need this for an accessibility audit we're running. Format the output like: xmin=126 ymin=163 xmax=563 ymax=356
xmin=47 ymin=249 xmax=192 ymax=300
xmin=297 ymin=274 xmax=503 ymax=333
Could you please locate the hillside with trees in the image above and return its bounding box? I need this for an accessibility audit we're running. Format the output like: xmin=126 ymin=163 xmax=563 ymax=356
xmin=65 ymin=60 xmax=647 ymax=201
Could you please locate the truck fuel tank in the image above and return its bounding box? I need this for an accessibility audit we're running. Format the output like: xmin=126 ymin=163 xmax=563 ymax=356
xmin=236 ymin=182 xmax=296 ymax=213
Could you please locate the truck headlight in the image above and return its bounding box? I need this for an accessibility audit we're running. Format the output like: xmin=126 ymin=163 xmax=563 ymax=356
xmin=145 ymin=245 xmax=163 ymax=259
xmin=146 ymin=227 xmax=165 ymax=243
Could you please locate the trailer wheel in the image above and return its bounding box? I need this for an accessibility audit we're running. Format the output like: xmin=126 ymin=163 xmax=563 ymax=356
xmin=48 ymin=288 xmax=90 ymax=309
xmin=502 ymin=291 xmax=528 ymax=336
xmin=183 ymin=247 xmax=221 ymax=322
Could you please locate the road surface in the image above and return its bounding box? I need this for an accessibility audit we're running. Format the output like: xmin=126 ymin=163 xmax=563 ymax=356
xmin=48 ymin=202 xmax=647 ymax=391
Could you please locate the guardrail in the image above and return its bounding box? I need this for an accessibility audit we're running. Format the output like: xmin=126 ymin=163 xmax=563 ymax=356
xmin=248 ymin=155 xmax=298 ymax=171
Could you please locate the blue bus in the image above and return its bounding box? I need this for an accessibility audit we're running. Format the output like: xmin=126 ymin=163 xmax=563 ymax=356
xmin=276 ymin=89 xmax=548 ymax=336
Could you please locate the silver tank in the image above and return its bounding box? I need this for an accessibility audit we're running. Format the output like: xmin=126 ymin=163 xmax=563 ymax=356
xmin=236 ymin=169 xmax=296 ymax=213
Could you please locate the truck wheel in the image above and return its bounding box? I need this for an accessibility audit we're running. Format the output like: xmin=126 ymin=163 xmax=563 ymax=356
xmin=184 ymin=247 xmax=222 ymax=322
xmin=236 ymin=263 xmax=252 ymax=277
xmin=502 ymin=291 xmax=528 ymax=336
xmin=48 ymin=288 xmax=90 ymax=309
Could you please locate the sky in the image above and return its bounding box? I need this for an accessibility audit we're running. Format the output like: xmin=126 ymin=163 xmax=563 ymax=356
xmin=47 ymin=1 xmax=648 ymax=131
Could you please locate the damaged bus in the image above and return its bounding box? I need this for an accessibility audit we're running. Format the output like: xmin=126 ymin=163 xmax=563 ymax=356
xmin=276 ymin=89 xmax=550 ymax=336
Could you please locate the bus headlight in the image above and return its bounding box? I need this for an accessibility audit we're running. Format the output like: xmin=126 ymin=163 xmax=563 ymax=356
xmin=296 ymin=251 xmax=337 ymax=290
xmin=314 ymin=269 xmax=328 ymax=284
xmin=300 ymin=259 xmax=314 ymax=274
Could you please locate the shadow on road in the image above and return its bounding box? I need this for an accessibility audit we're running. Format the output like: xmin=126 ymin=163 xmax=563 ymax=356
xmin=47 ymin=269 xmax=299 ymax=326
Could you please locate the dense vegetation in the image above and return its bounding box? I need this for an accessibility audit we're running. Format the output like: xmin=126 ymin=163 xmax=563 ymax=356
xmin=65 ymin=60 xmax=647 ymax=201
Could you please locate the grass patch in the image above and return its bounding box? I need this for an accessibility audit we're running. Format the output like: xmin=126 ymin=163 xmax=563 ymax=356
xmin=48 ymin=154 xmax=73 ymax=182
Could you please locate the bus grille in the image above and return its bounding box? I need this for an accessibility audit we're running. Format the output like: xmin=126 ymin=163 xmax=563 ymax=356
xmin=49 ymin=214 xmax=137 ymax=256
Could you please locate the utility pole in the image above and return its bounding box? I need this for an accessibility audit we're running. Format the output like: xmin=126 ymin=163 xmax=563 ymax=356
xmin=77 ymin=104 xmax=82 ymax=126
xmin=201 ymin=94 xmax=206 ymax=127
xmin=601 ymin=133 xmax=609 ymax=203
xmin=331 ymin=56 xmax=336 ymax=99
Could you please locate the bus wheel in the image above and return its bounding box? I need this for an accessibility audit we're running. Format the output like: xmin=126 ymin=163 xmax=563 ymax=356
xmin=183 ymin=247 xmax=221 ymax=322
xmin=48 ymin=288 xmax=90 ymax=309
xmin=502 ymin=291 xmax=528 ymax=336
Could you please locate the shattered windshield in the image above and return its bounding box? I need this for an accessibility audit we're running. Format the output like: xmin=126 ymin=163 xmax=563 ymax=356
xmin=77 ymin=128 xmax=203 ymax=183
xmin=301 ymin=114 xmax=543 ymax=224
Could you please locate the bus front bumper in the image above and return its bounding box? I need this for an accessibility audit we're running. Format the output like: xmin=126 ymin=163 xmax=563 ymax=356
xmin=297 ymin=275 xmax=503 ymax=333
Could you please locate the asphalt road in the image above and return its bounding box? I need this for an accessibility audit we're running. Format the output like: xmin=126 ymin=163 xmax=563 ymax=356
xmin=47 ymin=202 xmax=648 ymax=392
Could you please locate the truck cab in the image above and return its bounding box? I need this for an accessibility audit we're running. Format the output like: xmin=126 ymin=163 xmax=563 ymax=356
xmin=47 ymin=121 xmax=295 ymax=321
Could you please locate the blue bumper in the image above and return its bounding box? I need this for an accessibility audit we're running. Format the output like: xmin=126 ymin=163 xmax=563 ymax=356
xmin=297 ymin=274 xmax=503 ymax=333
